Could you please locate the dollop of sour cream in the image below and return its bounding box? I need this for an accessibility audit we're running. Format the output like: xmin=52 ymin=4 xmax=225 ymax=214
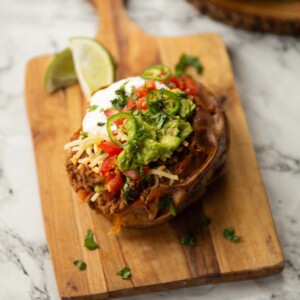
xmin=82 ymin=76 xmax=166 ymax=137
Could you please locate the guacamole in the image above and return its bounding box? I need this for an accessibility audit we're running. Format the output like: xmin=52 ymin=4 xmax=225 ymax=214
xmin=117 ymin=97 xmax=195 ymax=171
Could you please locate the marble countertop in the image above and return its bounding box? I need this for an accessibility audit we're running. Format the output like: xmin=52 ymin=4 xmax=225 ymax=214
xmin=0 ymin=0 xmax=299 ymax=299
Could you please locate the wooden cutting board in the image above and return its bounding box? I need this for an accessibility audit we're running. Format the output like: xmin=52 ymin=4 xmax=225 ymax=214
xmin=25 ymin=0 xmax=284 ymax=299
xmin=188 ymin=0 xmax=300 ymax=35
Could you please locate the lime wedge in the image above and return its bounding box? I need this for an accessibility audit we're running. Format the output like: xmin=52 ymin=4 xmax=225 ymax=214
xmin=44 ymin=48 xmax=77 ymax=93
xmin=68 ymin=37 xmax=115 ymax=99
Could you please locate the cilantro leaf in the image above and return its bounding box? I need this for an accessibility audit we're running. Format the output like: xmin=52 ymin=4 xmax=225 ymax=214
xmin=135 ymin=166 xmax=147 ymax=180
xmin=149 ymin=112 xmax=167 ymax=130
xmin=97 ymin=122 xmax=105 ymax=126
xmin=131 ymin=94 xmax=138 ymax=101
xmin=159 ymin=195 xmax=176 ymax=216
xmin=82 ymin=131 xmax=88 ymax=139
xmin=201 ymin=216 xmax=211 ymax=227
xmin=117 ymin=266 xmax=131 ymax=279
xmin=159 ymin=196 xmax=170 ymax=211
xmin=73 ymin=260 xmax=87 ymax=271
xmin=125 ymin=125 xmax=150 ymax=153
xmin=111 ymin=85 xmax=128 ymax=109
xmin=88 ymin=104 xmax=98 ymax=112
xmin=122 ymin=177 xmax=133 ymax=205
xmin=181 ymin=234 xmax=196 ymax=245
xmin=169 ymin=200 xmax=176 ymax=216
xmin=223 ymin=227 xmax=241 ymax=243
xmin=148 ymin=89 xmax=165 ymax=111
xmin=175 ymin=54 xmax=204 ymax=76
xmin=84 ymin=229 xmax=99 ymax=250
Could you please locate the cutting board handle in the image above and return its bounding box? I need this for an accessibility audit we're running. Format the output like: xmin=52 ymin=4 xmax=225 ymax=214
xmin=90 ymin=0 xmax=137 ymax=39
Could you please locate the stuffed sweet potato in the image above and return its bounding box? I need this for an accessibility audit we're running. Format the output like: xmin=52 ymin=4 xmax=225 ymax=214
xmin=65 ymin=65 xmax=229 ymax=229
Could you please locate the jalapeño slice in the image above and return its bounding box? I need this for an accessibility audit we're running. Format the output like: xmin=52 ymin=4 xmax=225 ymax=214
xmin=141 ymin=64 xmax=171 ymax=81
xmin=146 ymin=89 xmax=180 ymax=116
xmin=106 ymin=112 xmax=137 ymax=148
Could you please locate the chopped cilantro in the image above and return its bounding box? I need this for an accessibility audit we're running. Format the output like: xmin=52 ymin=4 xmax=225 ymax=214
xmin=88 ymin=104 xmax=98 ymax=112
xmin=73 ymin=260 xmax=87 ymax=271
xmin=175 ymin=54 xmax=204 ymax=76
xmin=111 ymin=85 xmax=128 ymax=109
xmin=135 ymin=166 xmax=147 ymax=180
xmin=149 ymin=112 xmax=167 ymax=130
xmin=223 ymin=227 xmax=241 ymax=243
xmin=169 ymin=200 xmax=176 ymax=216
xmin=126 ymin=125 xmax=150 ymax=152
xmin=131 ymin=94 xmax=138 ymax=101
xmin=159 ymin=195 xmax=176 ymax=216
xmin=82 ymin=132 xmax=88 ymax=139
xmin=122 ymin=177 xmax=133 ymax=205
xmin=181 ymin=234 xmax=196 ymax=245
xmin=84 ymin=229 xmax=99 ymax=250
xmin=131 ymin=85 xmax=136 ymax=95
xmin=97 ymin=122 xmax=105 ymax=126
xmin=117 ymin=266 xmax=131 ymax=279
xmin=148 ymin=89 xmax=164 ymax=111
xmin=201 ymin=216 xmax=211 ymax=227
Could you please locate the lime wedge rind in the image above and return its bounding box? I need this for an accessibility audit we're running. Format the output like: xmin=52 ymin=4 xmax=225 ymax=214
xmin=44 ymin=48 xmax=78 ymax=93
xmin=68 ymin=37 xmax=115 ymax=100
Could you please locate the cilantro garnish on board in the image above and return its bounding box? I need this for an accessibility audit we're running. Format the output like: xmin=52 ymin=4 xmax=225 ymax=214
xmin=73 ymin=260 xmax=87 ymax=271
xmin=84 ymin=229 xmax=99 ymax=250
xmin=175 ymin=54 xmax=204 ymax=76
xmin=223 ymin=227 xmax=241 ymax=243
xmin=117 ymin=266 xmax=131 ymax=279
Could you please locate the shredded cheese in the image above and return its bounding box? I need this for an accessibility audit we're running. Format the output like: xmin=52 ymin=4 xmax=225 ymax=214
xmin=64 ymin=134 xmax=110 ymax=174
xmin=164 ymin=169 xmax=176 ymax=185
xmin=148 ymin=167 xmax=179 ymax=181
xmin=89 ymin=153 xmax=108 ymax=168
xmin=91 ymin=192 xmax=100 ymax=202
xmin=151 ymin=175 xmax=160 ymax=189
xmin=78 ymin=157 xmax=91 ymax=164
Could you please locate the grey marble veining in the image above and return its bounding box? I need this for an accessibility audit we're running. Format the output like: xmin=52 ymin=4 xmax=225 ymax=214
xmin=0 ymin=0 xmax=299 ymax=299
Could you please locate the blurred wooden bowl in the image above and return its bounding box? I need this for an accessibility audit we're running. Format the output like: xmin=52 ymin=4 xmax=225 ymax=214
xmin=188 ymin=0 xmax=300 ymax=35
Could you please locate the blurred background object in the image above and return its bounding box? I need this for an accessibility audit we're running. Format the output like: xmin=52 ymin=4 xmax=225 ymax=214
xmin=188 ymin=0 xmax=300 ymax=35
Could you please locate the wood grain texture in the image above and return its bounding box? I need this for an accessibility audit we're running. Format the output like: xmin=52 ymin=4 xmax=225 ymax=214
xmin=25 ymin=0 xmax=284 ymax=299
xmin=188 ymin=0 xmax=300 ymax=35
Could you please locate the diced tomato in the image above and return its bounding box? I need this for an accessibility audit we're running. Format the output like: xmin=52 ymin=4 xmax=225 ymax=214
xmin=135 ymin=86 xmax=149 ymax=98
xmin=124 ymin=166 xmax=149 ymax=180
xmin=136 ymin=97 xmax=148 ymax=110
xmin=182 ymin=76 xmax=198 ymax=96
xmin=114 ymin=118 xmax=124 ymax=127
xmin=125 ymin=97 xmax=147 ymax=111
xmin=165 ymin=76 xmax=182 ymax=89
xmin=100 ymin=155 xmax=118 ymax=175
xmin=124 ymin=170 xmax=140 ymax=180
xmin=98 ymin=141 xmax=123 ymax=156
xmin=104 ymin=109 xmax=119 ymax=117
xmin=145 ymin=80 xmax=156 ymax=91
xmin=107 ymin=174 xmax=123 ymax=195
xmin=105 ymin=172 xmax=116 ymax=183
xmin=142 ymin=166 xmax=149 ymax=175
xmin=127 ymin=100 xmax=137 ymax=110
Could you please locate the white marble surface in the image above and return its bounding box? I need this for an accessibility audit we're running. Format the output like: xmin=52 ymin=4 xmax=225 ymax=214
xmin=0 ymin=0 xmax=299 ymax=299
